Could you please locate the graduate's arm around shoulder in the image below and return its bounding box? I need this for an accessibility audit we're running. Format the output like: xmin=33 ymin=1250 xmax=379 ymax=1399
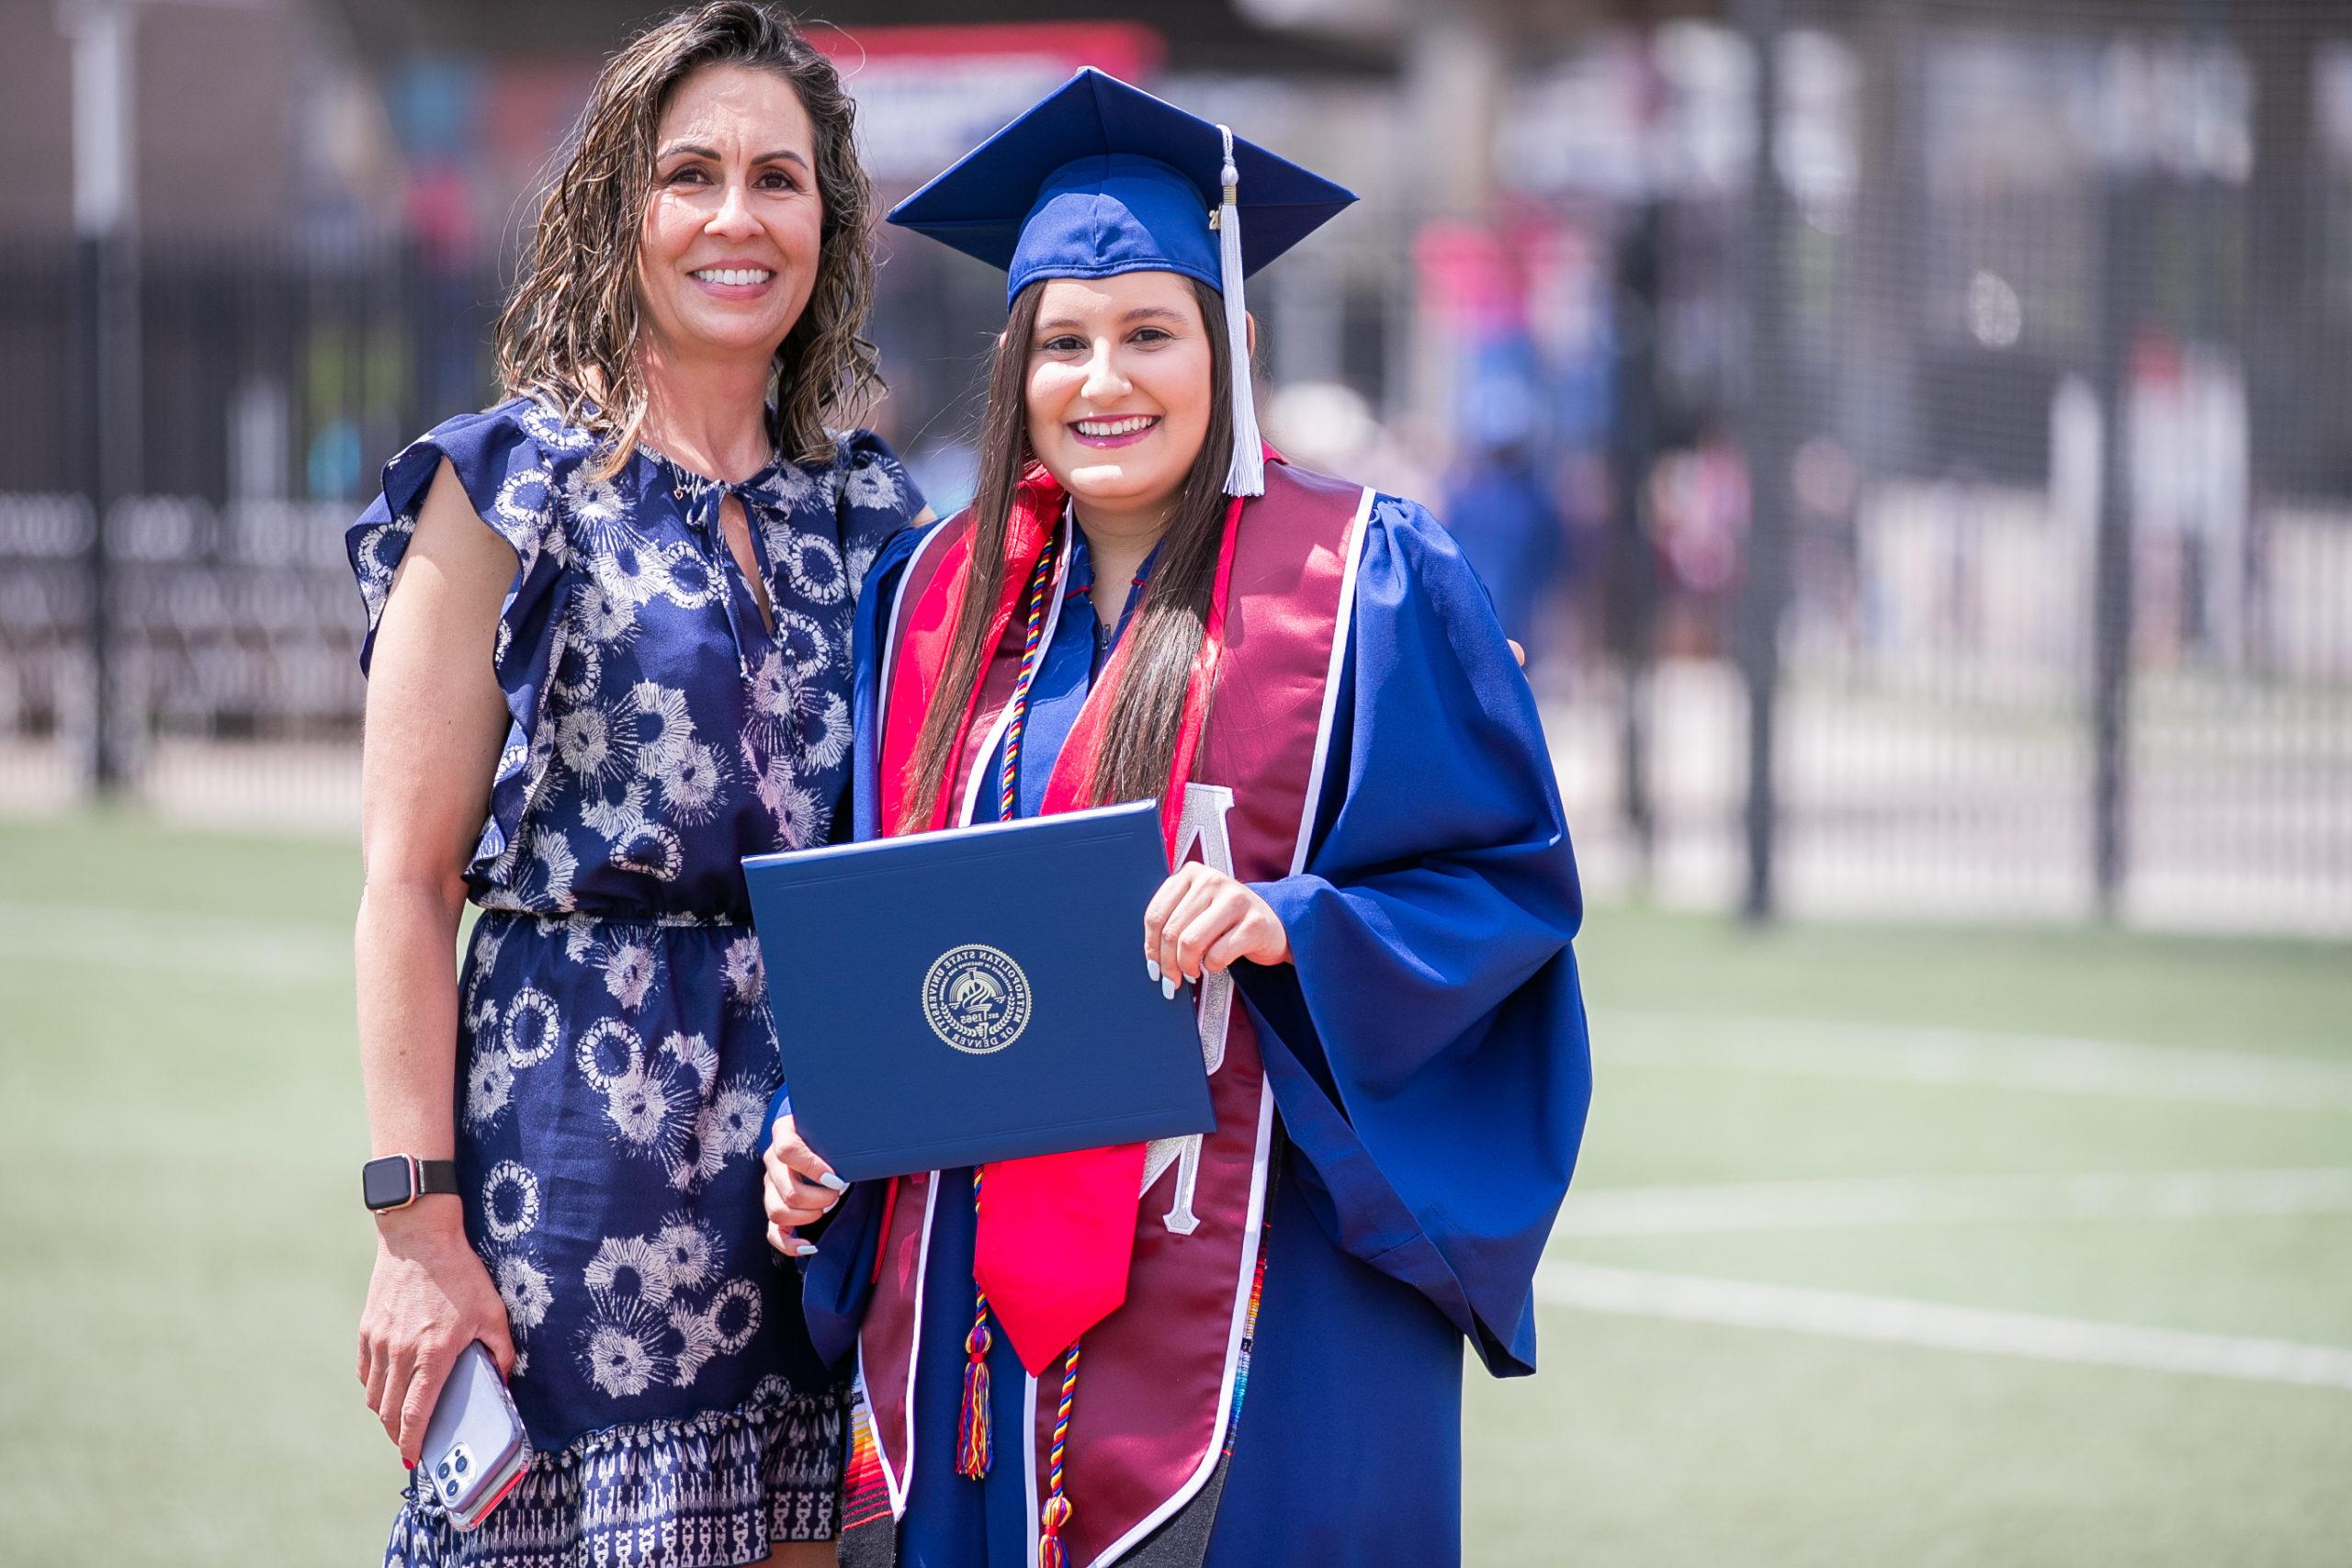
xmin=1228 ymin=491 xmax=1592 ymax=1377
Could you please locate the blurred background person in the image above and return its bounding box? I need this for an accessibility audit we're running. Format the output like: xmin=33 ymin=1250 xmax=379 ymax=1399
xmin=1439 ymin=394 xmax=1569 ymax=664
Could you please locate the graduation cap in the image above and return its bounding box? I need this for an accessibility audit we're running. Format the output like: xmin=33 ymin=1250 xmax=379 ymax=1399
xmin=888 ymin=69 xmax=1358 ymax=498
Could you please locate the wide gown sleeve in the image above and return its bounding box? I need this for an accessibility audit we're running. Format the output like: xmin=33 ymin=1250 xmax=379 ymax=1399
xmin=1234 ymin=494 xmax=1592 ymax=1378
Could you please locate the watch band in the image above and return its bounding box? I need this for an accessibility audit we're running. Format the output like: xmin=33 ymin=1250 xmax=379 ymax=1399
xmin=364 ymin=1154 xmax=463 ymax=1213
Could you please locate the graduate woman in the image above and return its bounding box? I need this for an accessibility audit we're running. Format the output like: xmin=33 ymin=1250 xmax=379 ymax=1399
xmin=763 ymin=72 xmax=1592 ymax=1567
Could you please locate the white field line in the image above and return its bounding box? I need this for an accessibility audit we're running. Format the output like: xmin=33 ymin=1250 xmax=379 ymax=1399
xmin=1559 ymin=1168 xmax=2352 ymax=1237
xmin=1595 ymin=1008 xmax=2352 ymax=1111
xmin=0 ymin=898 xmax=348 ymax=987
xmin=1537 ymin=1262 xmax=2352 ymax=1393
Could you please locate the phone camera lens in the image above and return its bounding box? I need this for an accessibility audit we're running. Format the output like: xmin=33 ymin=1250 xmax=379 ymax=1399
xmin=436 ymin=1461 xmax=453 ymax=1479
xmin=443 ymin=1477 xmax=461 ymax=1498
xmin=454 ymin=1452 xmax=470 ymax=1474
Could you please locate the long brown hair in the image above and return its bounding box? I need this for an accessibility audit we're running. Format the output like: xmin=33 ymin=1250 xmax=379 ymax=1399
xmin=494 ymin=1 xmax=881 ymax=473
xmin=906 ymin=276 xmax=1239 ymax=825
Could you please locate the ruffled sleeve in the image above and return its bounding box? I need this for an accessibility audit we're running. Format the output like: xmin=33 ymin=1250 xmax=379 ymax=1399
xmin=344 ymin=396 xmax=587 ymax=886
xmin=831 ymin=429 xmax=928 ymax=604
xmin=1234 ymin=492 xmax=1592 ymax=1378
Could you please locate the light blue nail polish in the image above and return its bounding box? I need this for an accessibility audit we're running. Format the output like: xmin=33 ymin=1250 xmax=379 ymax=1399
xmin=790 ymin=1241 xmax=818 ymax=1258
xmin=815 ymin=1171 xmax=849 ymax=1193
xmin=1161 ymin=975 xmax=1178 ymax=1000
xmin=1148 ymin=959 xmax=1161 ymax=984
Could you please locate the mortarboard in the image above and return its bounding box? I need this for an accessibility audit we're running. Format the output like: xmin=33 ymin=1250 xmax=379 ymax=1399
xmin=888 ymin=68 xmax=1358 ymax=498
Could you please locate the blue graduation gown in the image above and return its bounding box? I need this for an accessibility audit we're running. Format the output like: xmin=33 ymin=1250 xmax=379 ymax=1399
xmin=802 ymin=495 xmax=1591 ymax=1566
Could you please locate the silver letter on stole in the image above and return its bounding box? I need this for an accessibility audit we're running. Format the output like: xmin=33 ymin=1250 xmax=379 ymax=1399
xmin=1139 ymin=784 xmax=1238 ymax=1235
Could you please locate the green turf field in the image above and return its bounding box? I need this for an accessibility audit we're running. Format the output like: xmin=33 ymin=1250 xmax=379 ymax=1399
xmin=3 ymin=812 xmax=2346 ymax=1565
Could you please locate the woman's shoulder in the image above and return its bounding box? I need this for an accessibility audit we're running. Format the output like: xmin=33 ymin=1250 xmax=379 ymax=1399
xmin=822 ymin=427 xmax=926 ymax=523
xmin=346 ymin=397 xmax=593 ymax=670
xmin=1343 ymin=488 xmax=1523 ymax=661
xmin=1264 ymin=463 xmax=1454 ymax=570
xmin=399 ymin=395 xmax=601 ymax=479
xmin=373 ymin=395 xmax=605 ymax=527
xmin=854 ymin=507 xmax=961 ymax=616
xmin=1362 ymin=488 xmax=1453 ymax=556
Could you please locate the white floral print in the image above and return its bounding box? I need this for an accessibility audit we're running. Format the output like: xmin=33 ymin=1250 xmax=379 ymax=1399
xmin=466 ymin=1048 xmax=514 ymax=1126
xmin=603 ymin=942 xmax=656 ymax=1011
xmin=481 ymin=1162 xmax=541 ymax=1245
xmin=497 ymin=1255 xmax=554 ymax=1331
xmin=720 ymin=935 xmax=763 ymax=1010
xmin=503 ymin=987 xmax=560 ymax=1066
xmin=585 ymin=1234 xmax=676 ymax=1309
xmin=582 ymin=1311 xmax=670 ymax=1398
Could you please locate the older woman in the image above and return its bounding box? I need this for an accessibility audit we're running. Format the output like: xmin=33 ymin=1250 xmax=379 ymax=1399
xmin=346 ymin=6 xmax=925 ymax=1564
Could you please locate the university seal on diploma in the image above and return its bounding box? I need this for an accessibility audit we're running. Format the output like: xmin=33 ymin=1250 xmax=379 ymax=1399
xmin=922 ymin=943 xmax=1034 ymax=1055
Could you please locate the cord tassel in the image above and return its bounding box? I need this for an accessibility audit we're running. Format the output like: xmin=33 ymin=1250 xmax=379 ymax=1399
xmin=955 ymin=1309 xmax=992 ymax=1478
xmin=1038 ymin=1500 xmax=1073 ymax=1568
xmin=1214 ymin=125 xmax=1264 ymax=499
xmin=1036 ymin=1339 xmax=1083 ymax=1566
xmin=956 ymin=1167 xmax=995 ymax=1479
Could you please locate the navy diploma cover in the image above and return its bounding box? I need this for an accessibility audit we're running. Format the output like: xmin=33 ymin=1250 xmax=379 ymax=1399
xmin=741 ymin=800 xmax=1216 ymax=1181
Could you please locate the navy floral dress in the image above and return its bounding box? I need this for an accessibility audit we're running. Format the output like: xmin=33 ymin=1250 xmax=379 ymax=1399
xmin=345 ymin=397 xmax=924 ymax=1567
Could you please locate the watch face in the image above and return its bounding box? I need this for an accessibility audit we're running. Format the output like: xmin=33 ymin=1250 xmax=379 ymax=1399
xmin=363 ymin=1156 xmax=415 ymax=1212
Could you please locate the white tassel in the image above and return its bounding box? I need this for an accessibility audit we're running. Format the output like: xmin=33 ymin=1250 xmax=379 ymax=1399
xmin=1215 ymin=126 xmax=1264 ymax=499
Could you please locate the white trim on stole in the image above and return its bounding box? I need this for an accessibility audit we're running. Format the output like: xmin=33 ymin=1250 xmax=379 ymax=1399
xmin=861 ymin=512 xmax=957 ymax=1522
xmin=1086 ymin=483 xmax=1377 ymax=1568
xmin=873 ymin=516 xmax=954 ymax=738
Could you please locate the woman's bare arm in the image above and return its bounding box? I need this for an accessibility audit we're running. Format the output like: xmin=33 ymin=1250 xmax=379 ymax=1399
xmin=353 ymin=458 xmax=522 ymax=1465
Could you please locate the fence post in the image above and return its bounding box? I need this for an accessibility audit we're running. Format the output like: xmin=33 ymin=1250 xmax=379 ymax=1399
xmin=1608 ymin=199 xmax=1662 ymax=879
xmin=2090 ymin=172 xmax=2141 ymax=920
xmin=1736 ymin=0 xmax=1792 ymax=923
xmin=64 ymin=0 xmax=141 ymax=796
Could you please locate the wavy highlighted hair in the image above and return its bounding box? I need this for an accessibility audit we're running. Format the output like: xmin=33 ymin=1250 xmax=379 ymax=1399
xmin=494 ymin=1 xmax=881 ymax=473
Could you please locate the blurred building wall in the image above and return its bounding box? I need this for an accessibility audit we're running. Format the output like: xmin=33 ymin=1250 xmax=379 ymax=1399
xmin=0 ymin=0 xmax=401 ymax=239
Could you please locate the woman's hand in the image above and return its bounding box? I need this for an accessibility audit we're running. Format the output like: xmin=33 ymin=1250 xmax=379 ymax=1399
xmin=357 ymin=1201 xmax=515 ymax=1468
xmin=763 ymin=1112 xmax=848 ymax=1258
xmin=1145 ymin=864 xmax=1291 ymax=993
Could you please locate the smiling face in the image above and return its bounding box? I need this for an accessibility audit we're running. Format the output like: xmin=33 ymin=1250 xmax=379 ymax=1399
xmin=1023 ymin=271 xmax=1218 ymax=528
xmin=634 ymin=63 xmax=823 ymax=367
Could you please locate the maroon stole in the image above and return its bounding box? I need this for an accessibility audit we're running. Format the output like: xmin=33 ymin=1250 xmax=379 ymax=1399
xmin=855 ymin=458 xmax=1374 ymax=1564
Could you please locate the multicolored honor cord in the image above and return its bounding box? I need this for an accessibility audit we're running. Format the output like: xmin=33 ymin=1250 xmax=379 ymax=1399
xmin=1037 ymin=1338 xmax=1084 ymax=1566
xmin=955 ymin=519 xmax=1064 ymax=1483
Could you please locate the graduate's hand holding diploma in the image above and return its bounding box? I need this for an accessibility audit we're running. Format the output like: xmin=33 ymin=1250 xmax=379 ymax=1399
xmin=763 ymin=1112 xmax=849 ymax=1258
xmin=1145 ymin=864 xmax=1290 ymax=998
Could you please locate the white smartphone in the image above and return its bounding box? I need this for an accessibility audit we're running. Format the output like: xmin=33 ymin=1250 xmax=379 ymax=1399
xmin=418 ymin=1341 xmax=530 ymax=1531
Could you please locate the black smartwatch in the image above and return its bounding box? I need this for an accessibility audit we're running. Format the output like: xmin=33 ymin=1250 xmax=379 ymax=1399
xmin=362 ymin=1155 xmax=462 ymax=1213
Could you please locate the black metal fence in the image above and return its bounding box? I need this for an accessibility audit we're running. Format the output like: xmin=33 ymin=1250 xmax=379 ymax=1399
xmin=1532 ymin=1 xmax=2352 ymax=934
xmin=0 ymin=234 xmax=488 ymax=820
